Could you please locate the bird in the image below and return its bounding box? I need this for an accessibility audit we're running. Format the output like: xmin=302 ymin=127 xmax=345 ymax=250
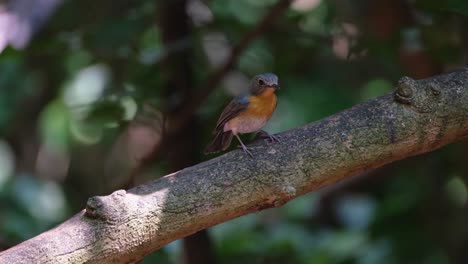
xmin=204 ymin=73 xmax=280 ymax=157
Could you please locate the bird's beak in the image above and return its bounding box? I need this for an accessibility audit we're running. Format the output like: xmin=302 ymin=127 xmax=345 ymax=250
xmin=272 ymin=84 xmax=280 ymax=90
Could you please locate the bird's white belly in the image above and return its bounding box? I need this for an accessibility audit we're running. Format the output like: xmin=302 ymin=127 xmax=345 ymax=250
xmin=225 ymin=117 xmax=267 ymax=134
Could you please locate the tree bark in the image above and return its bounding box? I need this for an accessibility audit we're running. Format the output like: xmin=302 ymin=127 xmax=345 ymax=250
xmin=2 ymin=69 xmax=468 ymax=263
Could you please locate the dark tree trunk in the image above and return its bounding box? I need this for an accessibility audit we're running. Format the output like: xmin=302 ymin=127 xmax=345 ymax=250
xmin=158 ymin=1 xmax=215 ymax=264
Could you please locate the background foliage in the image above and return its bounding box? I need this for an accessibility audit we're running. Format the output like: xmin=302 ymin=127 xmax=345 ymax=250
xmin=1 ymin=0 xmax=468 ymax=263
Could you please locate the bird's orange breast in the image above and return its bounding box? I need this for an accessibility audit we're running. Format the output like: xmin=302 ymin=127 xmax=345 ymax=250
xmin=224 ymin=88 xmax=277 ymax=134
xmin=242 ymin=87 xmax=277 ymax=118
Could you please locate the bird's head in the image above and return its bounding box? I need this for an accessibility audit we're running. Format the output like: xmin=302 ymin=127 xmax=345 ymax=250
xmin=250 ymin=73 xmax=279 ymax=95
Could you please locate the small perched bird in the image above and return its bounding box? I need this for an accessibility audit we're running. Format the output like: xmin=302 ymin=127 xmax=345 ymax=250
xmin=204 ymin=73 xmax=280 ymax=157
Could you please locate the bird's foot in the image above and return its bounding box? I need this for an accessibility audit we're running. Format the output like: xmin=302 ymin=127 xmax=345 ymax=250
xmin=258 ymin=130 xmax=281 ymax=143
xmin=237 ymin=144 xmax=254 ymax=158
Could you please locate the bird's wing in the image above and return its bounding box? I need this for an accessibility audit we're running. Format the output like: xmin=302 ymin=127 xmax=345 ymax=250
xmin=214 ymin=94 xmax=249 ymax=132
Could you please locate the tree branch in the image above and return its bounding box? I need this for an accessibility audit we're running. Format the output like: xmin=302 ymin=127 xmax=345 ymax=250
xmin=2 ymin=69 xmax=468 ymax=263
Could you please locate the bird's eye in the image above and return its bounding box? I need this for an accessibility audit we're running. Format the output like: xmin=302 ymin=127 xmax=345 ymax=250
xmin=258 ymin=79 xmax=265 ymax=85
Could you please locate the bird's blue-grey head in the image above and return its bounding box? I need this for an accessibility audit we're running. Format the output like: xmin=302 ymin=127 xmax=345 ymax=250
xmin=250 ymin=73 xmax=280 ymax=94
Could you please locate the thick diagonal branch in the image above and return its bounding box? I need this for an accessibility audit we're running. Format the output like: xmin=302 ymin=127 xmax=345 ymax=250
xmin=2 ymin=69 xmax=468 ymax=263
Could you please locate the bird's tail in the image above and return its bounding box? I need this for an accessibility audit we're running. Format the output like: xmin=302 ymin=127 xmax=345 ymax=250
xmin=204 ymin=130 xmax=233 ymax=154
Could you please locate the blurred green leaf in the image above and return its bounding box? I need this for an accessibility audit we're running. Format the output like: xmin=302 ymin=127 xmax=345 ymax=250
xmin=445 ymin=176 xmax=468 ymax=207
xmin=238 ymin=40 xmax=274 ymax=74
xmin=414 ymin=0 xmax=468 ymax=16
xmin=360 ymin=79 xmax=393 ymax=100
xmin=39 ymin=101 xmax=70 ymax=150
xmin=85 ymin=100 xmax=126 ymax=125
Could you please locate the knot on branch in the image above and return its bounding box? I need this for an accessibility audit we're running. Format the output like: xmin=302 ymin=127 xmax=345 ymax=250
xmin=85 ymin=190 xmax=127 ymax=221
xmin=85 ymin=196 xmax=104 ymax=219
xmin=394 ymin=76 xmax=416 ymax=105
xmin=394 ymin=76 xmax=442 ymax=113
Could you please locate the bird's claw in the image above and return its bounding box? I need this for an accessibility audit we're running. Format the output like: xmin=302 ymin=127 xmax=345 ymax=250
xmin=243 ymin=147 xmax=254 ymax=158
xmin=237 ymin=145 xmax=254 ymax=158
xmin=265 ymin=134 xmax=281 ymax=142
xmin=258 ymin=130 xmax=281 ymax=143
